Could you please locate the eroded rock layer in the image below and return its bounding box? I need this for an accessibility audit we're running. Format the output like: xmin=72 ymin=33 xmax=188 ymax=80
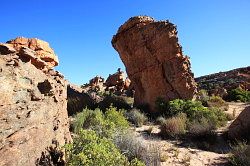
xmin=0 ymin=37 xmax=58 ymax=69
xmin=112 ymin=16 xmax=197 ymax=112
xmin=0 ymin=52 xmax=71 ymax=165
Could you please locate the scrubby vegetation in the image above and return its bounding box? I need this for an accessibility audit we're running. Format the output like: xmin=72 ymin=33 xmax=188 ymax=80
xmin=226 ymin=88 xmax=250 ymax=102
xmin=229 ymin=142 xmax=250 ymax=166
xmin=160 ymin=113 xmax=187 ymax=138
xmin=65 ymin=130 xmax=131 ymax=166
xmin=98 ymin=95 xmax=133 ymax=111
xmin=66 ymin=106 xmax=148 ymax=166
xmin=156 ymin=98 xmax=230 ymax=138
xmin=125 ymin=109 xmax=148 ymax=127
xmin=114 ymin=132 xmax=161 ymax=166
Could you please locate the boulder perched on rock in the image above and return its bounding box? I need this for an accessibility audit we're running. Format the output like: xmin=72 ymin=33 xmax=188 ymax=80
xmin=0 ymin=50 xmax=71 ymax=165
xmin=105 ymin=68 xmax=127 ymax=91
xmin=228 ymin=106 xmax=250 ymax=140
xmin=112 ymin=16 xmax=197 ymax=112
xmin=89 ymin=75 xmax=105 ymax=91
xmin=0 ymin=37 xmax=59 ymax=69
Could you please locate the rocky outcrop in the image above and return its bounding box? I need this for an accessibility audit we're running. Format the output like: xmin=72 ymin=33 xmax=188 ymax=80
xmin=195 ymin=66 xmax=250 ymax=97
xmin=0 ymin=37 xmax=59 ymax=69
xmin=0 ymin=47 xmax=71 ymax=165
xmin=67 ymin=84 xmax=97 ymax=116
xmin=112 ymin=16 xmax=197 ymax=112
xmin=228 ymin=106 xmax=250 ymax=140
xmin=89 ymin=76 xmax=105 ymax=91
xmin=105 ymin=68 xmax=131 ymax=92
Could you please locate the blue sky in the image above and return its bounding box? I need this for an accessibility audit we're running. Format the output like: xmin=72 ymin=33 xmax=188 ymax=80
xmin=1 ymin=0 xmax=250 ymax=85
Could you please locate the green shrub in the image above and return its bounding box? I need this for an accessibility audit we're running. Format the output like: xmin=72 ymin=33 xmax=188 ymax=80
xmin=65 ymin=129 xmax=144 ymax=166
xmin=226 ymin=88 xmax=250 ymax=102
xmin=105 ymin=106 xmax=130 ymax=131
xmin=72 ymin=106 xmax=129 ymax=138
xmin=125 ymin=109 xmax=148 ymax=127
xmin=156 ymin=99 xmax=229 ymax=138
xmin=72 ymin=108 xmax=105 ymax=134
xmin=167 ymin=100 xmax=228 ymax=128
xmin=160 ymin=113 xmax=187 ymax=138
xmin=229 ymin=142 xmax=250 ymax=166
xmin=207 ymin=95 xmax=228 ymax=110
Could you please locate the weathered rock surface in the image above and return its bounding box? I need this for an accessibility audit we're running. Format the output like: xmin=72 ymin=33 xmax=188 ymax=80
xmin=112 ymin=16 xmax=197 ymax=112
xmin=0 ymin=52 xmax=71 ymax=165
xmin=105 ymin=68 xmax=130 ymax=92
xmin=228 ymin=106 xmax=250 ymax=140
xmin=89 ymin=76 xmax=105 ymax=91
xmin=196 ymin=66 xmax=250 ymax=97
xmin=0 ymin=37 xmax=59 ymax=69
xmin=67 ymin=84 xmax=97 ymax=116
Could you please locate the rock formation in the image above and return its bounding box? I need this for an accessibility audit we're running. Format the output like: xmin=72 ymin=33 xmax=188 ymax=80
xmin=67 ymin=84 xmax=97 ymax=116
xmin=228 ymin=106 xmax=250 ymax=140
xmin=0 ymin=40 xmax=71 ymax=165
xmin=112 ymin=16 xmax=197 ymax=112
xmin=195 ymin=66 xmax=250 ymax=97
xmin=89 ymin=75 xmax=105 ymax=91
xmin=0 ymin=37 xmax=59 ymax=69
xmin=105 ymin=68 xmax=130 ymax=92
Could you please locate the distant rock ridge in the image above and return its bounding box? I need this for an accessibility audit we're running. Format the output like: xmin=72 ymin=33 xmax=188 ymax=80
xmin=112 ymin=16 xmax=197 ymax=112
xmin=0 ymin=37 xmax=58 ymax=69
xmin=195 ymin=66 xmax=250 ymax=97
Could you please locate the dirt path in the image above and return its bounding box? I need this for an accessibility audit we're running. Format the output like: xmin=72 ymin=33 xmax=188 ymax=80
xmin=134 ymin=102 xmax=249 ymax=166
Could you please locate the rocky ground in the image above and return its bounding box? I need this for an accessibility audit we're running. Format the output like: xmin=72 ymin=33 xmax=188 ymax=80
xmin=134 ymin=102 xmax=249 ymax=166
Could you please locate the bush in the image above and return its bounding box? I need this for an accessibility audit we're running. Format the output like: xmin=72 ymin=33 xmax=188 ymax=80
xmin=155 ymin=116 xmax=165 ymax=125
xmin=156 ymin=99 xmax=230 ymax=138
xmin=72 ymin=108 xmax=105 ymax=134
xmin=229 ymin=142 xmax=250 ymax=166
xmin=160 ymin=113 xmax=187 ymax=138
xmin=65 ymin=129 xmax=144 ymax=166
xmin=196 ymin=89 xmax=210 ymax=106
xmin=125 ymin=109 xmax=148 ymax=127
xmin=98 ymin=95 xmax=132 ymax=111
xmin=188 ymin=117 xmax=215 ymax=137
xmin=226 ymin=88 xmax=250 ymax=102
xmin=72 ymin=106 xmax=129 ymax=138
xmin=207 ymin=95 xmax=228 ymax=110
xmin=114 ymin=132 xmax=161 ymax=166
xmin=167 ymin=100 xmax=228 ymax=128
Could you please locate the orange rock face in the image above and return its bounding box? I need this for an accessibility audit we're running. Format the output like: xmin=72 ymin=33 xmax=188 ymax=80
xmin=6 ymin=37 xmax=58 ymax=68
xmin=112 ymin=16 xmax=197 ymax=112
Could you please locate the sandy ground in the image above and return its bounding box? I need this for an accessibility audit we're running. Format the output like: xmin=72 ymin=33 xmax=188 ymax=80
xmin=134 ymin=102 xmax=249 ymax=166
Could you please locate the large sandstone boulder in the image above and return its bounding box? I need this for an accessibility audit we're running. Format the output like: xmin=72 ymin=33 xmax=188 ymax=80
xmin=112 ymin=16 xmax=197 ymax=112
xmin=0 ymin=52 xmax=71 ymax=165
xmin=228 ymin=106 xmax=250 ymax=140
xmin=1 ymin=37 xmax=59 ymax=69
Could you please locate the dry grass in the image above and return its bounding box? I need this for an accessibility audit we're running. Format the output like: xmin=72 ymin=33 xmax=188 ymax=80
xmin=160 ymin=113 xmax=187 ymax=138
xmin=113 ymin=131 xmax=161 ymax=166
xmin=125 ymin=109 xmax=148 ymax=127
xmin=229 ymin=142 xmax=250 ymax=166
